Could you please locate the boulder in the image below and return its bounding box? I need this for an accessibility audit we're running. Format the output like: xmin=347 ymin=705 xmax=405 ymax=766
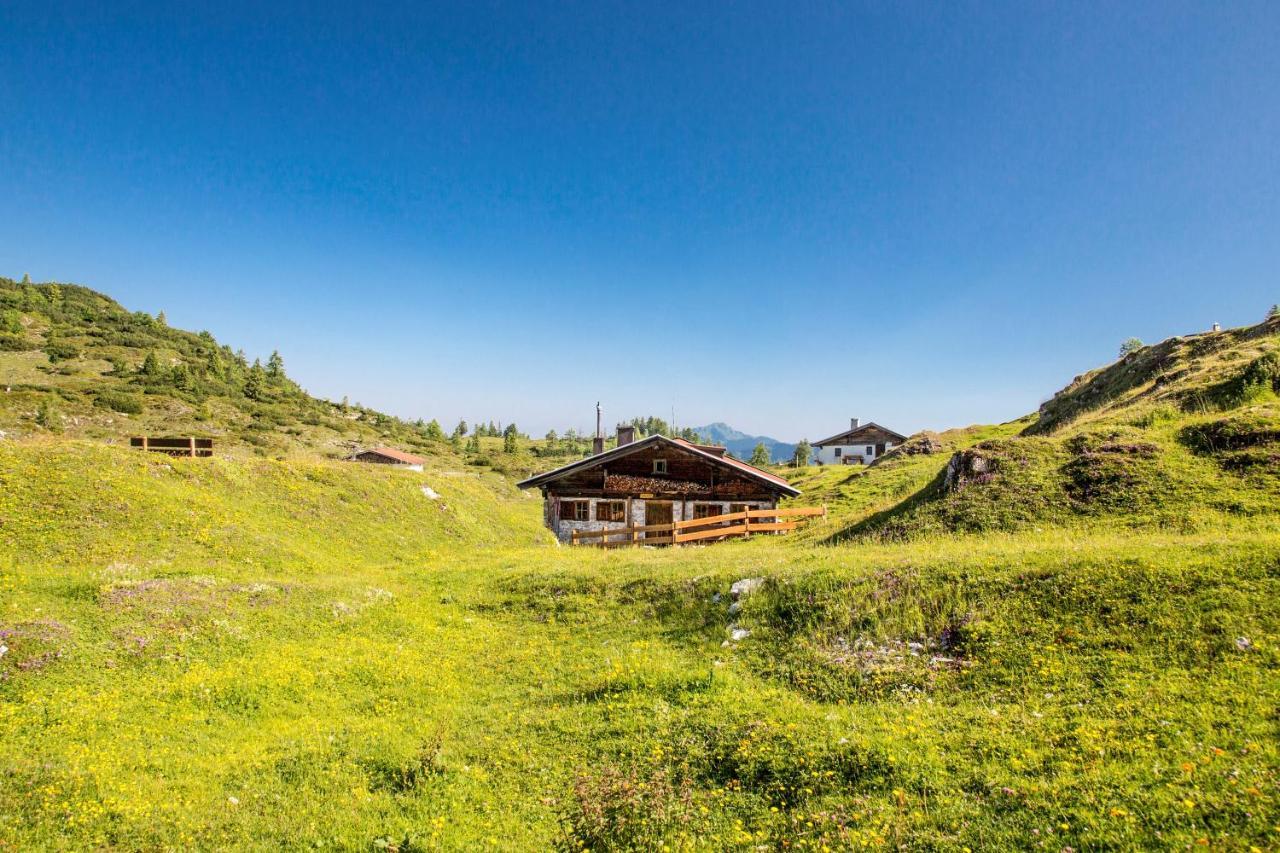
xmin=730 ymin=577 xmax=765 ymax=599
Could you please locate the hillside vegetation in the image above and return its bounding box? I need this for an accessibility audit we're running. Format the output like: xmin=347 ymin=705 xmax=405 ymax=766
xmin=787 ymin=316 xmax=1280 ymax=543
xmin=0 ymin=278 xmax=474 ymax=460
xmin=2 ymin=300 xmax=1279 ymax=850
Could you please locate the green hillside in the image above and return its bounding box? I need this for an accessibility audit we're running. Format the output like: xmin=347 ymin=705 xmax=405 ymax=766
xmin=2 ymin=296 xmax=1279 ymax=850
xmin=0 ymin=278 xmax=460 ymax=460
xmin=795 ymin=316 xmax=1280 ymax=543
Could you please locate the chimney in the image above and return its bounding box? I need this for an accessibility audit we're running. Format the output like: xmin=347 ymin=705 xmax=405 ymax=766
xmin=617 ymin=425 xmax=636 ymax=447
xmin=850 ymin=417 xmax=860 ymax=430
xmin=592 ymin=401 xmax=604 ymax=455
xmin=1211 ymin=322 xmax=1221 ymax=333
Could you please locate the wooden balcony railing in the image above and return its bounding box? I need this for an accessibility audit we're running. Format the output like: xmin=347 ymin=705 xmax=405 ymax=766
xmin=570 ymin=506 xmax=826 ymax=548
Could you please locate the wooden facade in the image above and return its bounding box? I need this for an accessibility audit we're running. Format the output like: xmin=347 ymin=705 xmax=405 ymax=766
xmin=518 ymin=433 xmax=801 ymax=543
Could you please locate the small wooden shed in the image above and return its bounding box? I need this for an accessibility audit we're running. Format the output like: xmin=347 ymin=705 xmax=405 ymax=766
xmin=350 ymin=446 xmax=426 ymax=471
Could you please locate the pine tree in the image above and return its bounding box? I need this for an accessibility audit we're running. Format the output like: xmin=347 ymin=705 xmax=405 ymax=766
xmin=453 ymin=420 xmax=468 ymax=439
xmin=545 ymin=429 xmax=558 ymax=443
xmin=425 ymin=419 xmax=445 ymax=441
xmin=465 ymin=429 xmax=481 ymax=454
xmin=244 ymin=360 xmax=266 ymax=401
xmin=791 ymin=439 xmax=812 ymax=468
xmin=140 ymin=351 xmax=161 ymax=377
xmin=266 ymin=350 xmax=284 ymax=379
xmin=171 ymin=362 xmax=193 ymax=391
xmin=749 ymin=442 xmax=771 ymax=466
xmin=1269 ymin=304 xmax=1280 ymax=320
xmin=156 ymin=310 xmax=167 ymax=326
xmin=503 ymin=423 xmax=519 ymax=453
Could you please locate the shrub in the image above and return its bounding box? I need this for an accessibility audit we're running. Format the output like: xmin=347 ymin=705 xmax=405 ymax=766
xmin=0 ymin=332 xmax=35 ymax=352
xmin=560 ymin=765 xmax=694 ymax=850
xmin=44 ymin=342 xmax=80 ymax=362
xmin=94 ymin=391 xmax=144 ymax=415
xmin=1118 ymin=337 xmax=1144 ymax=358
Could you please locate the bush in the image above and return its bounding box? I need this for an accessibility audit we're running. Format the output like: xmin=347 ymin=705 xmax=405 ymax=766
xmin=94 ymin=391 xmax=144 ymax=414
xmin=560 ymin=765 xmax=694 ymax=850
xmin=44 ymin=342 xmax=80 ymax=362
xmin=0 ymin=332 xmax=35 ymax=352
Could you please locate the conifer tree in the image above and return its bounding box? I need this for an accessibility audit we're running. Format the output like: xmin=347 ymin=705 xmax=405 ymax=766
xmin=425 ymin=419 xmax=445 ymax=441
xmin=266 ymin=350 xmax=284 ymax=379
xmin=749 ymin=442 xmax=771 ymax=466
xmin=791 ymin=439 xmax=812 ymax=468
xmin=140 ymin=351 xmax=162 ymax=377
xmin=244 ymin=360 xmax=266 ymax=401
xmin=503 ymin=423 xmax=519 ymax=453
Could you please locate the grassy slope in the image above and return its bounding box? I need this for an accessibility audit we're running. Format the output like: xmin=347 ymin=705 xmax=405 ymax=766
xmin=3 ymin=442 xmax=1278 ymax=849
xmin=2 ymin=314 xmax=1279 ymax=850
xmin=787 ymin=318 xmax=1280 ymax=544
xmin=0 ymin=279 xmax=467 ymax=461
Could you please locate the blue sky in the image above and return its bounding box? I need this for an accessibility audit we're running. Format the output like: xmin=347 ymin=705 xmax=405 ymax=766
xmin=2 ymin=2 xmax=1277 ymax=439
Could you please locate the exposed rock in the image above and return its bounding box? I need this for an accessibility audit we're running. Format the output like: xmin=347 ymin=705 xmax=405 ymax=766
xmin=730 ymin=577 xmax=765 ymax=599
xmin=421 ymin=485 xmax=441 ymax=500
xmin=728 ymin=627 xmax=751 ymax=642
xmin=942 ymin=448 xmax=996 ymax=492
xmin=727 ymin=601 xmax=742 ymax=617
xmin=887 ymin=431 xmax=944 ymax=458
xmin=1235 ymin=636 xmax=1252 ymax=652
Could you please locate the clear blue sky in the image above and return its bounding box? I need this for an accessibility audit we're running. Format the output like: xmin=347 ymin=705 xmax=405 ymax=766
xmin=2 ymin=2 xmax=1277 ymax=440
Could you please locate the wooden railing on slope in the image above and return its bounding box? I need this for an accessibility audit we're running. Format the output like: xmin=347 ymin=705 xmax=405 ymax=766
xmin=570 ymin=506 xmax=826 ymax=548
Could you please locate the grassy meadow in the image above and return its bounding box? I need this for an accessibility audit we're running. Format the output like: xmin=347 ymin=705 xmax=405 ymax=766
xmin=3 ymin=288 xmax=1280 ymax=849
xmin=2 ymin=437 xmax=1278 ymax=851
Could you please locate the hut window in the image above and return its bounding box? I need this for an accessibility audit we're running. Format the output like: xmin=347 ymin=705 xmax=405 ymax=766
xmin=866 ymin=446 xmax=874 ymax=455
xmin=596 ymin=501 xmax=626 ymax=522
xmin=692 ymin=503 xmax=722 ymax=519
xmin=652 ymin=459 xmax=668 ymax=474
xmin=833 ymin=447 xmax=841 ymax=457
xmin=730 ymin=503 xmax=752 ymax=515
xmin=561 ymin=500 xmax=589 ymax=521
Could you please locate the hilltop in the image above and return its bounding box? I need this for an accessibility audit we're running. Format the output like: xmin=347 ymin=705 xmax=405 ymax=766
xmin=783 ymin=314 xmax=1280 ymax=543
xmin=0 ymin=278 xmax=457 ymax=459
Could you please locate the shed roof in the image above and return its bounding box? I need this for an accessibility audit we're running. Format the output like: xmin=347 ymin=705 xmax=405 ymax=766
xmin=516 ymin=434 xmax=801 ymax=496
xmin=357 ymin=447 xmax=427 ymax=465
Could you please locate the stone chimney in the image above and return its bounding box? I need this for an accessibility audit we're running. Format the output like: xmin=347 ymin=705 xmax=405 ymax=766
xmin=850 ymin=417 xmax=860 ymax=430
xmin=592 ymin=401 xmax=604 ymax=455
xmin=617 ymin=425 xmax=636 ymax=447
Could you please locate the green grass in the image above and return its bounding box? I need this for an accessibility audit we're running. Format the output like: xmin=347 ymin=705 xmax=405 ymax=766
xmin=3 ymin=302 xmax=1280 ymax=849
xmin=2 ymin=440 xmax=1278 ymax=850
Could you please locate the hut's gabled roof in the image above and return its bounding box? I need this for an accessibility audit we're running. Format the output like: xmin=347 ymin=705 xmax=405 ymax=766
xmin=516 ymin=434 xmax=801 ymax=496
xmin=812 ymin=422 xmax=907 ymax=447
xmin=356 ymin=447 xmax=427 ymax=465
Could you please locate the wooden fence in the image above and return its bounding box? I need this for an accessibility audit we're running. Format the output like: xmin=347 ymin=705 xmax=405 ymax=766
xmin=570 ymin=506 xmax=826 ymax=548
xmin=130 ymin=437 xmax=214 ymax=458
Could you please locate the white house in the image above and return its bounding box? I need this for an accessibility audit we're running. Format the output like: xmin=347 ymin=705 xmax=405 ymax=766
xmin=812 ymin=419 xmax=907 ymax=465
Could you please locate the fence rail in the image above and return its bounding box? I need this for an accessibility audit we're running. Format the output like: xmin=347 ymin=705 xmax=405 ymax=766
xmin=570 ymin=505 xmax=825 ymax=547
